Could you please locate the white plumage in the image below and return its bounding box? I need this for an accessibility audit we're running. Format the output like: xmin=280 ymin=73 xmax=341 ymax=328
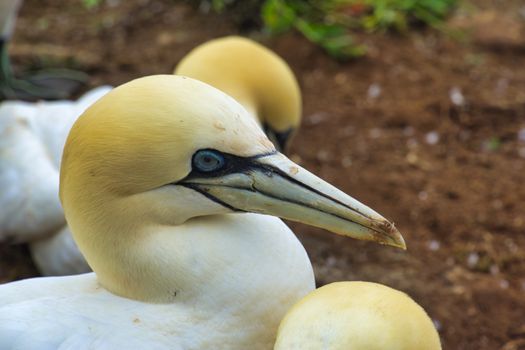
xmin=0 ymin=86 xmax=111 ymax=274
xmin=1 ymin=214 xmax=313 ymax=350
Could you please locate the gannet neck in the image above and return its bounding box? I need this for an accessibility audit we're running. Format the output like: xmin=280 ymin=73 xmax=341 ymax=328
xmin=64 ymin=195 xmax=315 ymax=348
xmin=70 ymin=200 xmax=314 ymax=305
xmin=175 ymin=36 xmax=301 ymax=133
xmin=64 ymin=187 xmax=315 ymax=350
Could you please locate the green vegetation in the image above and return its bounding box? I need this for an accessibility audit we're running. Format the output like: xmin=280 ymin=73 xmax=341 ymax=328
xmin=82 ymin=0 xmax=457 ymax=59
xmin=261 ymin=0 xmax=366 ymax=59
xmin=206 ymin=0 xmax=457 ymax=59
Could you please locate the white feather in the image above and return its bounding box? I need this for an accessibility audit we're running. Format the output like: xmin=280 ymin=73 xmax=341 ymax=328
xmin=0 ymin=86 xmax=111 ymax=275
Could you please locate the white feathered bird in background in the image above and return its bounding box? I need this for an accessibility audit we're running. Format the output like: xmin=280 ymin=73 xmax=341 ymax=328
xmin=0 ymin=86 xmax=111 ymax=275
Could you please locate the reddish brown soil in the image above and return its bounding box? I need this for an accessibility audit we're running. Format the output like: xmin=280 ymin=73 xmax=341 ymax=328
xmin=2 ymin=1 xmax=525 ymax=349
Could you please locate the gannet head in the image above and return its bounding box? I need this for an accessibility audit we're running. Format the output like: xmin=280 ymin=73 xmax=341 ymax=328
xmin=175 ymin=36 xmax=301 ymax=151
xmin=61 ymin=75 xmax=403 ymax=249
xmin=275 ymin=282 xmax=442 ymax=350
xmin=60 ymin=75 xmax=404 ymax=301
xmin=60 ymin=74 xmax=273 ymax=223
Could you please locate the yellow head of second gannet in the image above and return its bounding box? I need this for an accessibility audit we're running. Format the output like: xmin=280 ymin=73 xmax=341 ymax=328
xmin=275 ymin=281 xmax=442 ymax=350
xmin=60 ymin=75 xmax=404 ymax=302
xmin=175 ymin=36 xmax=300 ymax=151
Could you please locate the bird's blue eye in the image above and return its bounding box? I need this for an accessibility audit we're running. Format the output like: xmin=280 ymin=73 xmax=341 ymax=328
xmin=193 ymin=150 xmax=225 ymax=172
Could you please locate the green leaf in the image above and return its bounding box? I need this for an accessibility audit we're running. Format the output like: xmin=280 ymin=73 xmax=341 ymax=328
xmin=296 ymin=19 xmax=365 ymax=59
xmin=262 ymin=0 xmax=297 ymax=34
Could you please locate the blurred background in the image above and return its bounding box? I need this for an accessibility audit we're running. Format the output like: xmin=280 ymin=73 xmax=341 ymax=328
xmin=1 ymin=0 xmax=525 ymax=348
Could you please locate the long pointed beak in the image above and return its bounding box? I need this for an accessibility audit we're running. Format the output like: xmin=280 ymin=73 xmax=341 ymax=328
xmin=181 ymin=152 xmax=405 ymax=249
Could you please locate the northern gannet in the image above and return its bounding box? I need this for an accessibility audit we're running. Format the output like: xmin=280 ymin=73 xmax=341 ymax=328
xmin=0 ymin=86 xmax=112 ymax=275
xmin=0 ymin=36 xmax=300 ymax=276
xmin=275 ymin=282 xmax=442 ymax=350
xmin=175 ymin=36 xmax=300 ymax=151
xmin=0 ymin=75 xmax=404 ymax=349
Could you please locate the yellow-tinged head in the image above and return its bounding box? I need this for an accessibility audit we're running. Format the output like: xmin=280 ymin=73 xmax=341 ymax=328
xmin=60 ymin=75 xmax=272 ymax=201
xmin=60 ymin=75 xmax=403 ymax=301
xmin=175 ymin=36 xmax=301 ymax=151
xmin=275 ymin=281 xmax=442 ymax=350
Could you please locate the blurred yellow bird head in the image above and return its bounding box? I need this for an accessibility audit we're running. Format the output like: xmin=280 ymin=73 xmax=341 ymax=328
xmin=175 ymin=36 xmax=301 ymax=152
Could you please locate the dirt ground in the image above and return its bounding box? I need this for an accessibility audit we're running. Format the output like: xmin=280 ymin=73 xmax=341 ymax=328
xmin=1 ymin=0 xmax=525 ymax=349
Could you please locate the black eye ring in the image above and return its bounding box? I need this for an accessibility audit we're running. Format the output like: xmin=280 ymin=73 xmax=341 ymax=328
xmin=192 ymin=149 xmax=226 ymax=173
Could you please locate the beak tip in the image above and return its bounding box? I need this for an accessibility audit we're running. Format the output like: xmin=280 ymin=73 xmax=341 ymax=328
xmin=393 ymin=233 xmax=407 ymax=250
xmin=380 ymin=221 xmax=406 ymax=250
xmin=391 ymin=231 xmax=407 ymax=250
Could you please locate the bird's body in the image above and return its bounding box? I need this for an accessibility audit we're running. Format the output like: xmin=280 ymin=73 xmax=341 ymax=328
xmin=0 ymin=75 xmax=403 ymax=349
xmin=0 ymin=86 xmax=111 ymax=274
xmin=1 ymin=214 xmax=313 ymax=350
